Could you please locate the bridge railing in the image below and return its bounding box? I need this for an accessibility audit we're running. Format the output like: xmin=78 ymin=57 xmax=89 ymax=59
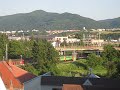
xmin=55 ymin=46 xmax=104 ymax=51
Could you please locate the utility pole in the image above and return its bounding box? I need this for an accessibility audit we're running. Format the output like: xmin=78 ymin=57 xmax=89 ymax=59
xmin=3 ymin=56 xmax=5 ymax=61
xmin=83 ymin=34 xmax=85 ymax=46
xmin=98 ymin=32 xmax=100 ymax=40
xmin=98 ymin=32 xmax=101 ymax=47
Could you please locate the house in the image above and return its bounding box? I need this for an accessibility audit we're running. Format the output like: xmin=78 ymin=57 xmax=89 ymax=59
xmin=41 ymin=76 xmax=120 ymax=90
xmin=8 ymin=36 xmax=30 ymax=41
xmin=24 ymin=75 xmax=42 ymax=90
xmin=83 ymin=39 xmax=104 ymax=46
xmin=62 ymin=84 xmax=83 ymax=90
xmin=24 ymin=72 xmax=51 ymax=90
xmin=0 ymin=61 xmax=36 ymax=90
xmin=8 ymin=36 xmax=22 ymax=41
xmin=18 ymin=30 xmax=24 ymax=33
xmin=0 ymin=76 xmax=6 ymax=90
xmin=52 ymin=42 xmax=60 ymax=47
xmin=54 ymin=36 xmax=80 ymax=44
xmin=11 ymin=31 xmax=16 ymax=34
xmin=91 ymin=39 xmax=104 ymax=46
xmin=54 ymin=37 xmax=69 ymax=43
xmin=33 ymin=35 xmax=56 ymax=42
xmin=68 ymin=38 xmax=80 ymax=43
xmin=8 ymin=59 xmax=25 ymax=66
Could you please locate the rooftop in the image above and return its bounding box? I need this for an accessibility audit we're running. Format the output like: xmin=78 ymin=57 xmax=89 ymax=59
xmin=0 ymin=61 xmax=36 ymax=88
xmin=41 ymin=76 xmax=120 ymax=89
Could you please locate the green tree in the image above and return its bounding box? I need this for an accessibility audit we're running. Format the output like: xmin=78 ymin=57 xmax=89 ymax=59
xmin=102 ymin=45 xmax=120 ymax=77
xmin=86 ymin=53 xmax=103 ymax=68
xmin=0 ymin=49 xmax=3 ymax=60
xmin=112 ymin=62 xmax=120 ymax=78
xmin=20 ymin=64 xmax=39 ymax=75
xmin=8 ymin=40 xmax=24 ymax=59
xmin=60 ymin=39 xmax=67 ymax=47
xmin=32 ymin=39 xmax=59 ymax=74
xmin=0 ymin=34 xmax=8 ymax=60
xmin=111 ymin=50 xmax=120 ymax=78
xmin=102 ymin=45 xmax=118 ymax=61
xmin=23 ymin=40 xmax=34 ymax=58
xmin=74 ymin=33 xmax=83 ymax=39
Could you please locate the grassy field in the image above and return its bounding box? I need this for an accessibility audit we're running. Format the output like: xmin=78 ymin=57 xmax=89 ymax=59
xmin=91 ymin=31 xmax=120 ymax=34
xmin=57 ymin=59 xmax=107 ymax=77
xmin=60 ymin=56 xmax=72 ymax=61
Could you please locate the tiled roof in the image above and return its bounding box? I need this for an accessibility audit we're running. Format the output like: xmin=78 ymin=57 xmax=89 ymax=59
xmin=62 ymin=84 xmax=83 ymax=90
xmin=41 ymin=76 xmax=120 ymax=88
xmin=0 ymin=61 xmax=36 ymax=89
xmin=41 ymin=76 xmax=85 ymax=86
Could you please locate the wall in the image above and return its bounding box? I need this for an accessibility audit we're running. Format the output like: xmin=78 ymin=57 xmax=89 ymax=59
xmin=24 ymin=76 xmax=41 ymax=90
xmin=0 ymin=76 xmax=6 ymax=90
xmin=41 ymin=85 xmax=62 ymax=90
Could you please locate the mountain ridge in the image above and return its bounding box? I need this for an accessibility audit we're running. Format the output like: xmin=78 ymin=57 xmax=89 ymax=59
xmin=0 ymin=10 xmax=119 ymax=31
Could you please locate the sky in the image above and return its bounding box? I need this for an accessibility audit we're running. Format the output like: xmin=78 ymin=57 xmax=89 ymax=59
xmin=0 ymin=0 xmax=120 ymax=20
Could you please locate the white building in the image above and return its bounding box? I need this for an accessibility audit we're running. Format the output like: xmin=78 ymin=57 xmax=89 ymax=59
xmin=8 ymin=36 xmax=21 ymax=41
xmin=0 ymin=31 xmax=4 ymax=33
xmin=52 ymin=42 xmax=60 ymax=47
xmin=32 ymin=29 xmax=39 ymax=32
xmin=68 ymin=38 xmax=80 ymax=43
xmin=6 ymin=31 xmax=11 ymax=34
xmin=91 ymin=39 xmax=104 ymax=46
xmin=11 ymin=31 xmax=16 ymax=34
xmin=18 ymin=30 xmax=24 ymax=33
xmin=118 ymin=38 xmax=120 ymax=42
xmin=0 ymin=76 xmax=6 ymax=90
xmin=54 ymin=36 xmax=80 ymax=43
xmin=54 ymin=36 xmax=68 ymax=43
xmin=8 ymin=36 xmax=30 ymax=41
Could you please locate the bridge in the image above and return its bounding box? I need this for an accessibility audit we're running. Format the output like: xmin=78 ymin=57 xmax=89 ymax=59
xmin=56 ymin=46 xmax=103 ymax=51
xmin=55 ymin=46 xmax=120 ymax=61
xmin=55 ymin=46 xmax=120 ymax=51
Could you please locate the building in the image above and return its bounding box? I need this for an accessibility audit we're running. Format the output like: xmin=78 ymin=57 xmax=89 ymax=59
xmin=0 ymin=76 xmax=6 ymax=90
xmin=8 ymin=59 xmax=25 ymax=66
xmin=52 ymin=42 xmax=60 ymax=47
xmin=91 ymin=39 xmax=104 ymax=46
xmin=62 ymin=84 xmax=83 ymax=90
xmin=41 ymin=76 xmax=120 ymax=90
xmin=54 ymin=36 xmax=80 ymax=44
xmin=68 ymin=38 xmax=80 ymax=43
xmin=0 ymin=61 xmax=36 ymax=90
xmin=54 ymin=37 xmax=69 ymax=43
xmin=83 ymin=39 xmax=104 ymax=46
xmin=8 ymin=36 xmax=22 ymax=41
xmin=8 ymin=36 xmax=30 ymax=41
xmin=1 ymin=65 xmax=120 ymax=90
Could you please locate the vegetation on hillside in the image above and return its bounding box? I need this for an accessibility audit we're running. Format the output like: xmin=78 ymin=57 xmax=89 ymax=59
xmin=0 ymin=10 xmax=120 ymax=31
xmin=99 ymin=17 xmax=120 ymax=28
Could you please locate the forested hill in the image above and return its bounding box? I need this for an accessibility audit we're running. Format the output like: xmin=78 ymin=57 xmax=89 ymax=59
xmin=99 ymin=17 xmax=120 ymax=28
xmin=0 ymin=10 xmax=120 ymax=31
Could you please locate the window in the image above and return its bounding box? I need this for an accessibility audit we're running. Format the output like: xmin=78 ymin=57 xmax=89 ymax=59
xmin=52 ymin=88 xmax=62 ymax=90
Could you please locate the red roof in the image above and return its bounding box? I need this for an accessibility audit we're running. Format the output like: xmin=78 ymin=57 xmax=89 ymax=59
xmin=62 ymin=84 xmax=83 ymax=90
xmin=0 ymin=61 xmax=36 ymax=89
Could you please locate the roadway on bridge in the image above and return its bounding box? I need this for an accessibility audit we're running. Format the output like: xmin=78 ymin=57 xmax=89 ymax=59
xmin=55 ymin=46 xmax=120 ymax=51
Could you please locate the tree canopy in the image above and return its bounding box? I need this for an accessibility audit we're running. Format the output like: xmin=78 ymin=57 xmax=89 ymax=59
xmin=32 ymin=39 xmax=59 ymax=74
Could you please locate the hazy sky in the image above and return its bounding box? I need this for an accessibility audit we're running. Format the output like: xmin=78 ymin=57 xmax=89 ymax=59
xmin=0 ymin=0 xmax=120 ymax=20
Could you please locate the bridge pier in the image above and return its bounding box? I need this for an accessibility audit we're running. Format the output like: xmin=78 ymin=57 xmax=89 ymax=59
xmin=59 ymin=50 xmax=64 ymax=55
xmin=72 ymin=51 xmax=77 ymax=61
xmin=63 ymin=51 xmax=66 ymax=61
